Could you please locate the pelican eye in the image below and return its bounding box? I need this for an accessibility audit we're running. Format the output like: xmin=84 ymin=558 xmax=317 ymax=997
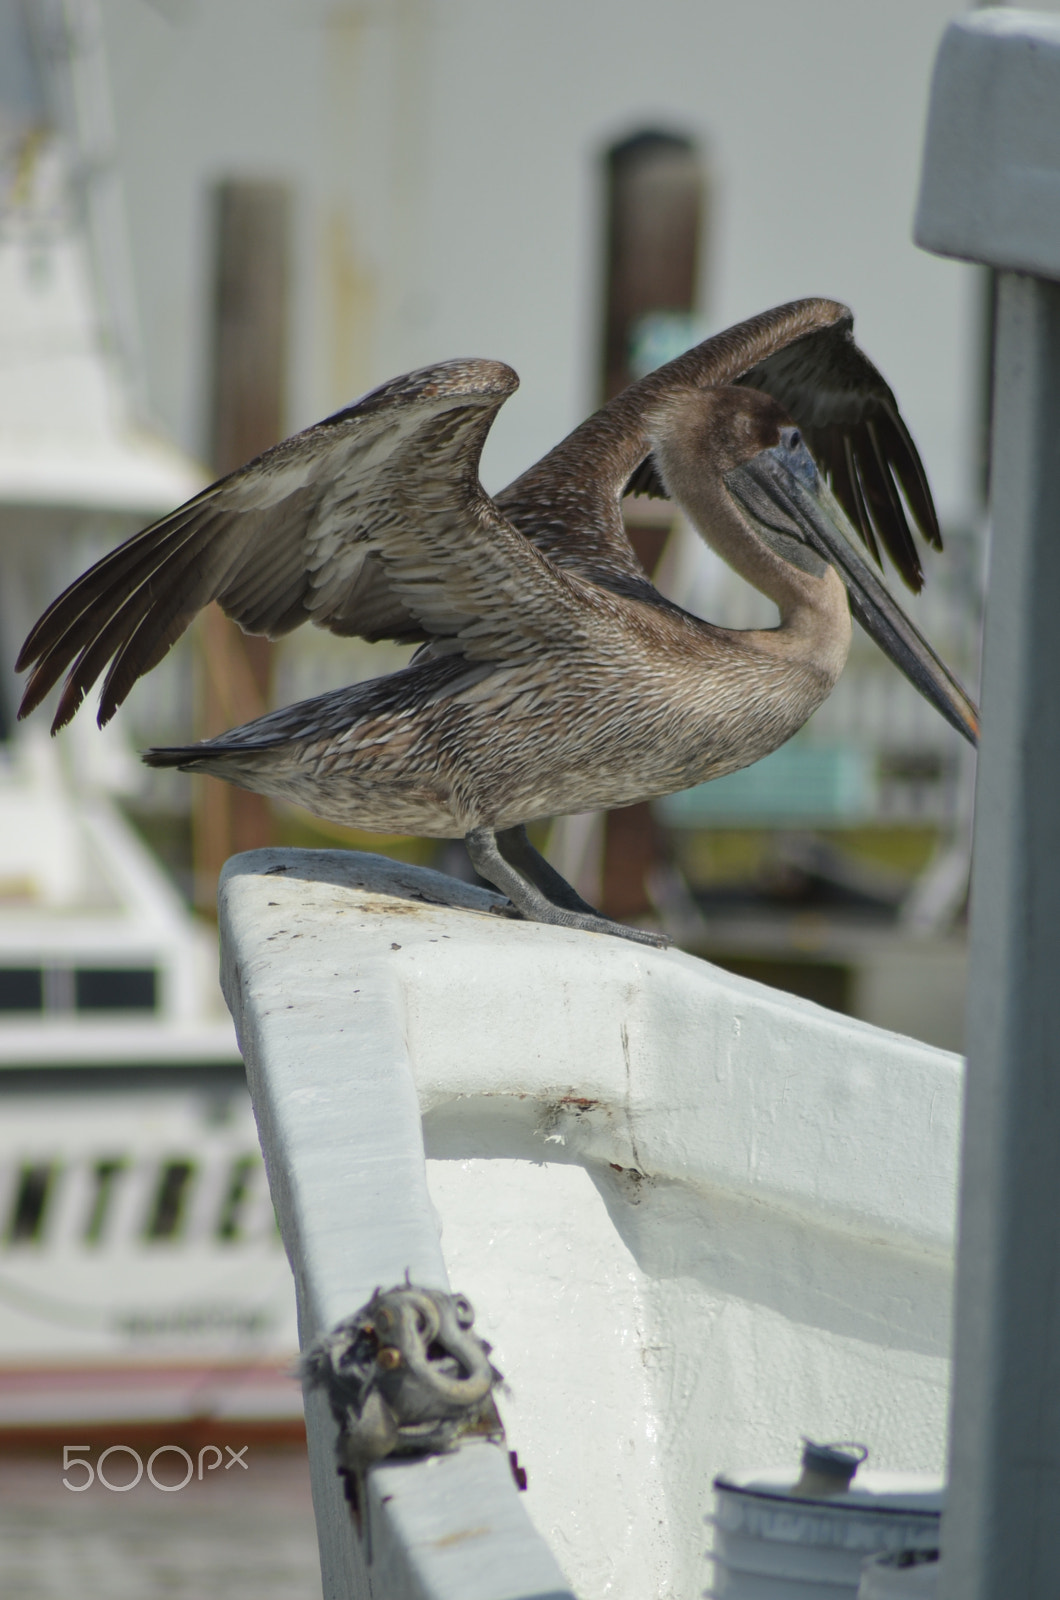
xmin=774 ymin=428 xmax=819 ymax=492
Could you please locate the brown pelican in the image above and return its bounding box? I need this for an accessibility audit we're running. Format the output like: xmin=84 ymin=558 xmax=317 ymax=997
xmin=16 ymin=299 xmax=978 ymax=949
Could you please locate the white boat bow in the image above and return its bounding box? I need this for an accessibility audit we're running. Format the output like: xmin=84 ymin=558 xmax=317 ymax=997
xmin=219 ymin=847 xmax=960 ymax=1600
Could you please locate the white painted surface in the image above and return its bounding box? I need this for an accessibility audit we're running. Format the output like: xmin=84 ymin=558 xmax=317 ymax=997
xmin=219 ymin=848 xmax=960 ymax=1600
xmin=364 ymin=1444 xmax=575 ymax=1600
xmin=220 ymin=849 xmax=574 ymax=1600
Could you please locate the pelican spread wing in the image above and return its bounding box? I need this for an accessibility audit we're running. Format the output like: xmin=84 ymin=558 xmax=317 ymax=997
xmin=503 ymin=299 xmax=940 ymax=596
xmin=18 ymin=300 xmax=946 ymax=740
xmin=17 ymin=358 xmax=588 ymax=732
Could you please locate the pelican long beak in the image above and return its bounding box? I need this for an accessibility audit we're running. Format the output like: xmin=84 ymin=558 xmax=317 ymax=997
xmin=726 ymin=447 xmax=979 ymax=747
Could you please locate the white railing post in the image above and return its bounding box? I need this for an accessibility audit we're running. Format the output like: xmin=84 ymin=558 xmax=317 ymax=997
xmin=915 ymin=12 xmax=1060 ymax=1597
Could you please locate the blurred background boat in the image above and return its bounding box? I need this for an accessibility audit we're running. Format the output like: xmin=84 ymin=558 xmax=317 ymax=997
xmin=0 ymin=0 xmax=300 ymax=1447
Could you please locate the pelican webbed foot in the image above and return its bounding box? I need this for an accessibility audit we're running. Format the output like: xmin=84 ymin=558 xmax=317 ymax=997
xmin=465 ymin=826 xmax=670 ymax=950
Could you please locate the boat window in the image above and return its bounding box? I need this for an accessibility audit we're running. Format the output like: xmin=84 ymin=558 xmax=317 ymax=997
xmin=144 ymin=1159 xmax=196 ymax=1240
xmin=0 ymin=968 xmax=44 ymax=1012
xmin=215 ymin=1154 xmax=259 ymax=1242
xmin=74 ymin=968 xmax=157 ymax=1012
xmin=0 ymin=967 xmax=159 ymax=1012
xmin=5 ymin=1163 xmax=58 ymax=1244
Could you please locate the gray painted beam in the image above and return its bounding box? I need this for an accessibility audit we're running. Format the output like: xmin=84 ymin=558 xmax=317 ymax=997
xmin=940 ymin=268 xmax=1060 ymax=1600
xmin=915 ymin=9 xmax=1060 ymax=280
xmin=916 ymin=13 xmax=1060 ymax=1598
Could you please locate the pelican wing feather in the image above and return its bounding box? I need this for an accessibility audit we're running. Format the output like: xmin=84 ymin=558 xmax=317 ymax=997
xmin=17 ymin=358 xmax=588 ymax=732
xmin=502 ymin=299 xmax=940 ymax=596
xmin=735 ymin=311 xmax=940 ymax=591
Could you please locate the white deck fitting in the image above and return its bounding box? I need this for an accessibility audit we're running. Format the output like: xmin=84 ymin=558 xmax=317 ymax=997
xmin=219 ymin=848 xmax=962 ymax=1600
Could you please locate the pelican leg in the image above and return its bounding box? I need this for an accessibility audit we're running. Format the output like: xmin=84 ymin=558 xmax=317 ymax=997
xmin=494 ymin=825 xmax=600 ymax=916
xmin=465 ymin=827 xmax=669 ymax=949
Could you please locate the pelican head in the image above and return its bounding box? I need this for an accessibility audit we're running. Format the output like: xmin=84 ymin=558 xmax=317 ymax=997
xmin=725 ymin=419 xmax=978 ymax=744
xmin=653 ymin=385 xmax=978 ymax=747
